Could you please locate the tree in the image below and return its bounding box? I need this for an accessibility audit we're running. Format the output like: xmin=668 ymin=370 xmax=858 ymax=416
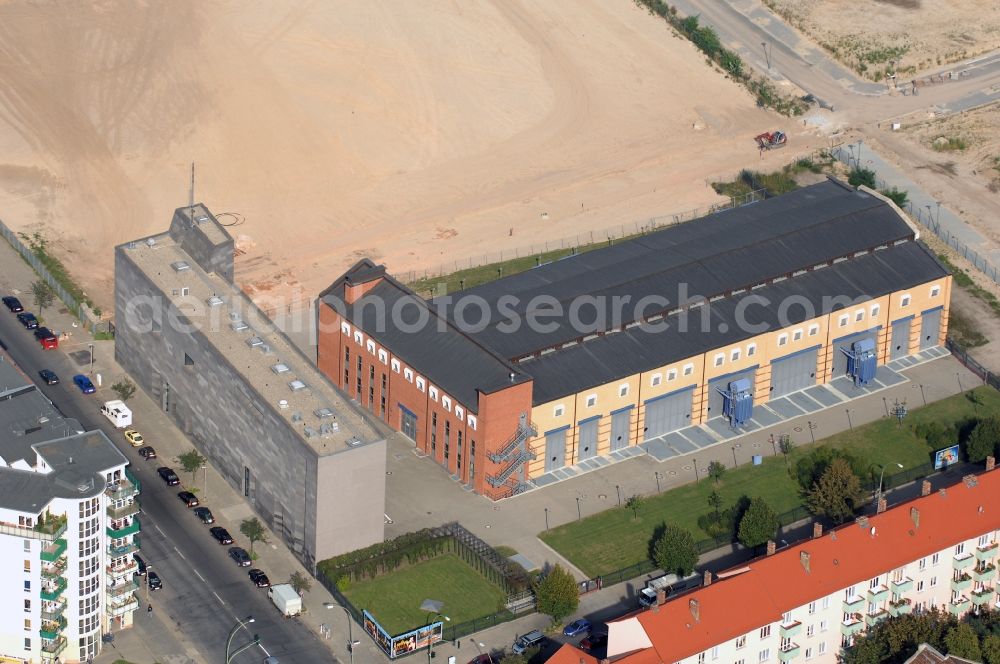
xmin=499 ymin=649 xmax=539 ymax=664
xmin=240 ymin=517 xmax=268 ymax=554
xmin=945 ymin=623 xmax=982 ymax=661
xmin=737 ymin=497 xmax=779 ymax=550
xmin=778 ymin=435 xmax=794 ymax=469
xmin=807 ymin=457 xmax=864 ymax=523
xmin=289 ymin=570 xmax=312 ymax=596
xmin=533 ymin=564 xmax=578 ymax=622
xmin=178 ymin=449 xmax=206 ymax=483
xmin=625 ymin=494 xmax=644 ymax=520
xmin=31 ymin=279 xmax=55 ymax=315
xmin=848 ymin=167 xmax=877 ymax=188
xmin=795 ymin=446 xmax=861 ymax=492
xmin=110 ymin=379 xmax=136 ymax=402
xmin=965 ymin=417 xmax=1000 ymax=463
xmin=651 ymin=523 xmax=698 ymax=577
xmin=707 ymin=460 xmax=726 ymax=484
xmin=707 ymin=491 xmax=723 ymax=519
xmin=982 ymin=634 xmax=1000 ymax=664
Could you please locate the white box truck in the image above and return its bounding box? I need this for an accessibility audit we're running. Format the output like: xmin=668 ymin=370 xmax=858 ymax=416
xmin=100 ymin=400 xmax=132 ymax=428
xmin=638 ymin=571 xmax=700 ymax=607
xmin=268 ymin=584 xmax=302 ymax=617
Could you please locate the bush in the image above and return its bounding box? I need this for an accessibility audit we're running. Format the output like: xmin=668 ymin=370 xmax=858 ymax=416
xmin=848 ymin=167 xmax=877 ymax=188
xmin=533 ymin=565 xmax=578 ymax=622
xmin=965 ymin=417 xmax=1000 ymax=462
xmin=737 ymin=497 xmax=779 ymax=550
xmin=650 ymin=523 xmax=698 ymax=576
xmin=879 ymin=187 xmax=909 ymax=207
xmin=794 ymin=446 xmax=863 ymax=492
xmin=807 ymin=458 xmax=865 ymax=524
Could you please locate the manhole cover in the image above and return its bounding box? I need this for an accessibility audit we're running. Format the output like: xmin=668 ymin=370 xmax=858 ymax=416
xmin=598 ymin=494 xmax=607 ymax=500
xmin=385 ymin=471 xmax=392 ymax=475
xmin=794 ymin=426 xmax=803 ymax=432
xmin=734 ymin=443 xmax=742 ymax=449
xmin=752 ymin=443 xmax=761 ymax=449
xmin=668 ymin=470 xmax=677 ymax=476
xmin=682 ymin=465 xmax=693 ymax=472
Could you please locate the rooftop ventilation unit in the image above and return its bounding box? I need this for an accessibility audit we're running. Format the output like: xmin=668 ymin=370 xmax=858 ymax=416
xmin=288 ymin=380 xmax=307 ymax=391
xmin=171 ymin=261 xmax=191 ymax=272
xmin=291 ymin=412 xmax=303 ymax=422
xmin=278 ymin=399 xmax=289 ymax=409
xmin=145 ymin=237 xmax=156 ymax=247
xmin=303 ymin=426 xmax=318 ymax=438
xmin=207 ymin=296 xmax=224 ymax=307
xmin=346 ymin=437 xmax=363 ymax=448
xmin=246 ymin=336 xmax=264 ymax=348
xmin=229 ymin=312 xmax=241 ymax=321
xmin=259 ymin=344 xmax=272 ymax=354
xmin=271 ymin=363 xmax=290 ymax=374
xmin=320 ymin=423 xmax=335 ymax=436
xmin=314 ymin=407 xmax=335 ymax=419
xmin=231 ymin=320 xmax=249 ymax=332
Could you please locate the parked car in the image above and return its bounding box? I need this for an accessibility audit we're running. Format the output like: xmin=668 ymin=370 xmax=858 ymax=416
xmin=2 ymin=296 xmax=23 ymax=312
xmin=157 ymin=467 xmax=180 ymax=486
xmin=249 ymin=568 xmax=271 ymax=588
xmin=468 ymin=656 xmax=494 ymax=664
xmin=210 ymin=526 xmax=233 ymax=544
xmin=563 ymin=619 xmax=591 ymax=637
xmin=17 ymin=312 xmax=38 ymax=329
xmin=147 ymin=571 xmax=162 ymax=591
xmin=580 ymin=633 xmax=608 ymax=652
xmin=124 ymin=429 xmax=144 ymax=447
xmin=229 ymin=547 xmax=252 ymax=567
xmin=512 ymin=631 xmax=546 ymax=654
xmin=72 ymin=374 xmax=96 ymax=394
xmin=193 ymin=507 xmax=215 ymax=524
xmin=133 ymin=553 xmax=147 ymax=576
xmin=177 ymin=491 xmax=199 ymax=507
xmin=138 ymin=446 xmax=157 ymax=460
xmin=34 ymin=327 xmax=58 ymax=349
xmin=38 ymin=369 xmax=59 ymax=385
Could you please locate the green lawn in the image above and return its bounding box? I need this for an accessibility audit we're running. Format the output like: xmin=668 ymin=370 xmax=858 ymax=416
xmin=540 ymin=387 xmax=999 ymax=578
xmin=341 ymin=554 xmax=507 ymax=635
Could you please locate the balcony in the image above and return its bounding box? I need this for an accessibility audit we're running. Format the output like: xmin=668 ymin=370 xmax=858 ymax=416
xmin=107 ymin=516 xmax=141 ymax=538
xmin=108 ymin=541 xmax=139 ymax=557
xmin=107 ymin=500 xmax=140 ymax=520
xmin=841 ymin=615 xmax=864 ymax=637
xmin=0 ymin=516 xmax=66 ymax=542
xmin=779 ymin=621 xmax=802 ymax=638
xmin=888 ymin=598 xmax=913 ymax=617
xmin=973 ymin=564 xmax=997 ymax=584
xmin=40 ymin=636 xmax=67 ymax=660
xmin=890 ymin=577 xmax=914 ymax=594
xmin=867 ymin=584 xmax=889 ymax=603
xmin=778 ymin=644 xmax=801 ymax=662
xmin=842 ymin=595 xmax=865 ymax=613
xmin=865 ymin=609 xmax=889 ymax=627
xmin=107 ymin=578 xmax=139 ymax=598
xmin=39 ymin=615 xmax=66 ymax=640
xmin=107 ymin=559 xmax=138 ymax=579
xmin=972 ymin=587 xmax=995 ymax=606
xmin=40 ymin=599 xmax=66 ymax=623
xmin=40 ymin=538 xmax=66 ymax=562
xmin=949 ymin=597 xmax=971 ymax=617
xmin=952 ymin=573 xmax=973 ymax=592
xmin=105 ymin=474 xmax=139 ymax=502
xmin=106 ymin=597 xmax=139 ymax=617
xmin=41 ymin=557 xmax=66 ymax=580
xmin=40 ymin=577 xmax=67 ymax=601
xmin=954 ymin=553 xmax=976 ymax=571
xmin=976 ymin=542 xmax=999 ymax=562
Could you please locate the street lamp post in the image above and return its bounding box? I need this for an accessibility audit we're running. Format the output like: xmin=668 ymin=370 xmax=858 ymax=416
xmin=874 ymin=463 xmax=905 ymax=506
xmin=616 ymin=485 xmax=622 ymax=507
xmin=654 ymin=472 xmax=663 ymax=493
xmin=693 ymin=459 xmax=700 ymax=483
xmin=225 ymin=616 xmax=256 ymax=664
xmin=89 ymin=343 xmax=95 ymax=375
xmin=576 ymin=497 xmax=582 ymax=520
xmin=544 ymin=507 xmax=549 ymax=531
xmin=731 ymin=446 xmax=738 ymax=468
xmin=761 ymin=42 xmax=771 ymax=69
xmin=427 ymin=613 xmax=450 ymax=664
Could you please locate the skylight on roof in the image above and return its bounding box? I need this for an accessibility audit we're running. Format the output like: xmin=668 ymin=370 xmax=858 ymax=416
xmin=171 ymin=261 xmax=191 ymax=272
xmin=288 ymin=379 xmax=307 ymax=391
xmin=207 ymin=296 xmax=224 ymax=307
xmin=271 ymin=363 xmax=290 ymax=374
xmin=246 ymin=336 xmax=264 ymax=347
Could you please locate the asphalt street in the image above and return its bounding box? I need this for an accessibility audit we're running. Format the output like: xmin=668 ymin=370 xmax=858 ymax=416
xmin=0 ymin=308 xmax=334 ymax=663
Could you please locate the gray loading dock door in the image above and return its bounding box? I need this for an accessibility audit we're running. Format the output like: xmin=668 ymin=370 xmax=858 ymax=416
xmin=610 ymin=408 xmax=632 ymax=451
xmin=921 ymin=308 xmax=942 ymax=350
xmin=832 ymin=328 xmax=880 ymax=377
xmin=770 ymin=347 xmax=818 ymax=398
xmin=890 ymin=318 xmax=911 ymax=360
xmin=643 ymin=388 xmax=693 ymax=440
xmin=577 ymin=418 xmax=598 ymax=462
xmin=544 ymin=427 xmax=567 ymax=472
xmin=707 ymin=368 xmax=757 ymax=419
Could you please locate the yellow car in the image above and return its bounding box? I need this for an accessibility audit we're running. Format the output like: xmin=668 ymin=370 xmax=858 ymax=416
xmin=124 ymin=430 xmax=145 ymax=447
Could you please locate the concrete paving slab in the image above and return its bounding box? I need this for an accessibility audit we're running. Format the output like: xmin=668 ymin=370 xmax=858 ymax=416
xmin=788 ymin=391 xmax=824 ymax=413
xmin=767 ymin=398 xmax=806 ymax=419
xmin=667 ymin=437 xmax=697 ymax=455
xmin=749 ymin=407 xmax=782 ymax=428
xmin=642 ymin=438 xmax=678 ymax=461
xmin=804 ymin=386 xmax=843 ymax=407
xmin=705 ymin=417 xmax=739 ymax=439
xmin=509 ymin=553 xmax=539 ymax=572
xmin=680 ymin=426 xmax=720 ymax=448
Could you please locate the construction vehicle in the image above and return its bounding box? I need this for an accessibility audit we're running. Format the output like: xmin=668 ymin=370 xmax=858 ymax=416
xmin=754 ymin=130 xmax=787 ymax=150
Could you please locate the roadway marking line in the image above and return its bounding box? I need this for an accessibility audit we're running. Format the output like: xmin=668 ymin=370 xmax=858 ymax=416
xmin=193 ymin=569 xmax=205 ymax=583
xmin=213 ymin=591 xmax=225 ymax=606
xmin=155 ymin=524 xmax=166 ymax=537
xmin=173 ymin=546 xmax=186 ymax=560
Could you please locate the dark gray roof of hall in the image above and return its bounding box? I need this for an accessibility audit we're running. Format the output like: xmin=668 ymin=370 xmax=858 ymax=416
xmin=443 ymin=179 xmax=916 ymax=359
xmin=329 ymin=273 xmax=529 ymax=410
xmin=520 ymin=240 xmax=947 ymax=405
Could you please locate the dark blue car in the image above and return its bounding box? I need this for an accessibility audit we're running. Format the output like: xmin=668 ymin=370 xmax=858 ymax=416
xmin=17 ymin=312 xmax=38 ymax=329
xmin=73 ymin=374 xmax=96 ymax=394
xmin=563 ymin=619 xmax=591 ymax=637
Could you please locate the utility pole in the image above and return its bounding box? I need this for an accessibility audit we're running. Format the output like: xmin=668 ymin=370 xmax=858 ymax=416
xmin=761 ymin=42 xmax=771 ymax=69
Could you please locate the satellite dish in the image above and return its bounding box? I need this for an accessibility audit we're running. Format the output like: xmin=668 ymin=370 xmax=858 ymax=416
xmin=870 ymin=526 xmax=876 ymax=537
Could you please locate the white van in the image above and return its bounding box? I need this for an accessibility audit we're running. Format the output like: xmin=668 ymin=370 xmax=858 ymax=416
xmin=101 ymin=400 xmax=132 ymax=428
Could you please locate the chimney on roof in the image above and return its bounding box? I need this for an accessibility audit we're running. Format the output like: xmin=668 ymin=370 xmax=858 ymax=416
xmin=988 ymin=456 xmax=996 ymax=472
xmin=910 ymin=506 xmax=920 ymax=529
xmin=813 ymin=522 xmax=823 ymax=539
xmin=856 ymin=516 xmax=869 ymax=528
xmin=656 ymin=589 xmax=667 ymax=606
xmin=704 ymin=570 xmax=713 ymax=587
xmin=964 ymin=474 xmax=979 ymax=488
xmin=877 ymin=497 xmax=887 ymax=514
xmin=766 ymin=540 xmax=776 ymax=556
xmin=800 ymin=551 xmax=811 ymax=573
xmin=921 ymin=480 xmax=932 ymax=496
xmin=600 ymin=660 xmax=610 ymax=664
xmin=689 ymin=598 xmax=700 ymax=623
xmin=939 ymin=488 xmax=947 ymax=498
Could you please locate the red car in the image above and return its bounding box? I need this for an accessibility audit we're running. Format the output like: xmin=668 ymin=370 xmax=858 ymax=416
xmin=468 ymin=656 xmax=494 ymax=664
xmin=34 ymin=327 xmax=58 ymax=349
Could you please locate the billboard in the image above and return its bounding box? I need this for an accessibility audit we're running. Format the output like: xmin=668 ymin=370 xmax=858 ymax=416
xmin=934 ymin=444 xmax=960 ymax=470
xmin=363 ymin=610 xmax=443 ymax=659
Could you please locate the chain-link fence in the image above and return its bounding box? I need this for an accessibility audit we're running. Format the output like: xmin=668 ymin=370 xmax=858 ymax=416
xmin=0 ymin=218 xmax=85 ymax=320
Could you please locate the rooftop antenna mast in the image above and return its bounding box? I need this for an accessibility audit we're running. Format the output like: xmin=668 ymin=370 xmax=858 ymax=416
xmin=189 ymin=162 xmax=196 ymax=225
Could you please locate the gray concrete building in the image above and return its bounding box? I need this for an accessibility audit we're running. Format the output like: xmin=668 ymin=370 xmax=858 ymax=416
xmin=114 ymin=205 xmax=386 ymax=567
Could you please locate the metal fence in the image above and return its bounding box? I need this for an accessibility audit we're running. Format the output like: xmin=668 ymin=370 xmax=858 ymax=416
xmin=398 ymin=189 xmax=766 ymax=285
xmin=947 ymin=337 xmax=1000 ymax=392
xmin=0 ymin=218 xmax=85 ymax=321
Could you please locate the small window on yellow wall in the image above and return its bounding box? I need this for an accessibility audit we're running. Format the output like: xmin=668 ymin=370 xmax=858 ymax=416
xmin=855 ymin=309 xmax=864 ymax=322
xmin=901 ymin=294 xmax=911 ymax=307
xmin=667 ymin=369 xmax=677 ymax=381
xmin=731 ymin=348 xmax=740 ymax=362
xmin=838 ymin=314 xmax=849 ymax=327
xmin=651 ymin=373 xmax=662 ymax=387
xmin=586 ymin=394 xmax=597 ymax=408
xmin=683 ymin=363 xmax=694 ymax=376
xmin=747 ymin=344 xmax=756 ymax=357
xmin=777 ymin=334 xmax=788 ymax=347
xmin=714 ymin=353 xmax=724 ymax=367
xmin=792 ymin=329 xmax=803 ymax=342
xmin=930 ymin=285 xmax=940 ymax=298
xmin=808 ymin=324 xmax=819 ymax=337
xmin=619 ymin=384 xmax=629 ymax=397
xmin=554 ymin=405 xmax=565 ymax=417
xmin=870 ymin=304 xmax=880 ymax=318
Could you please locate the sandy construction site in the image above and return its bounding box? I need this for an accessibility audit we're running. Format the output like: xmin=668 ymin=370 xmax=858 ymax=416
xmin=0 ymin=0 xmax=816 ymax=310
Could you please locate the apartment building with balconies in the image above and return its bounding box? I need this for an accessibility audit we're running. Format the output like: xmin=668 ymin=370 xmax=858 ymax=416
xmin=597 ymin=464 xmax=1000 ymax=664
xmin=0 ymin=353 xmax=138 ymax=663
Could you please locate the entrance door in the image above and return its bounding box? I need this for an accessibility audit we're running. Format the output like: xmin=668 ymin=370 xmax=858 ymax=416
xmin=610 ymin=408 xmax=632 ymax=451
xmin=643 ymin=388 xmax=693 ymax=439
xmin=770 ymin=348 xmax=818 ymax=398
xmin=890 ymin=318 xmax=911 ymax=360
xmin=400 ymin=407 xmax=417 ymax=441
xmin=544 ymin=428 xmax=567 ymax=472
xmin=577 ymin=418 xmax=598 ymax=462
xmin=921 ymin=309 xmax=942 ymax=350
